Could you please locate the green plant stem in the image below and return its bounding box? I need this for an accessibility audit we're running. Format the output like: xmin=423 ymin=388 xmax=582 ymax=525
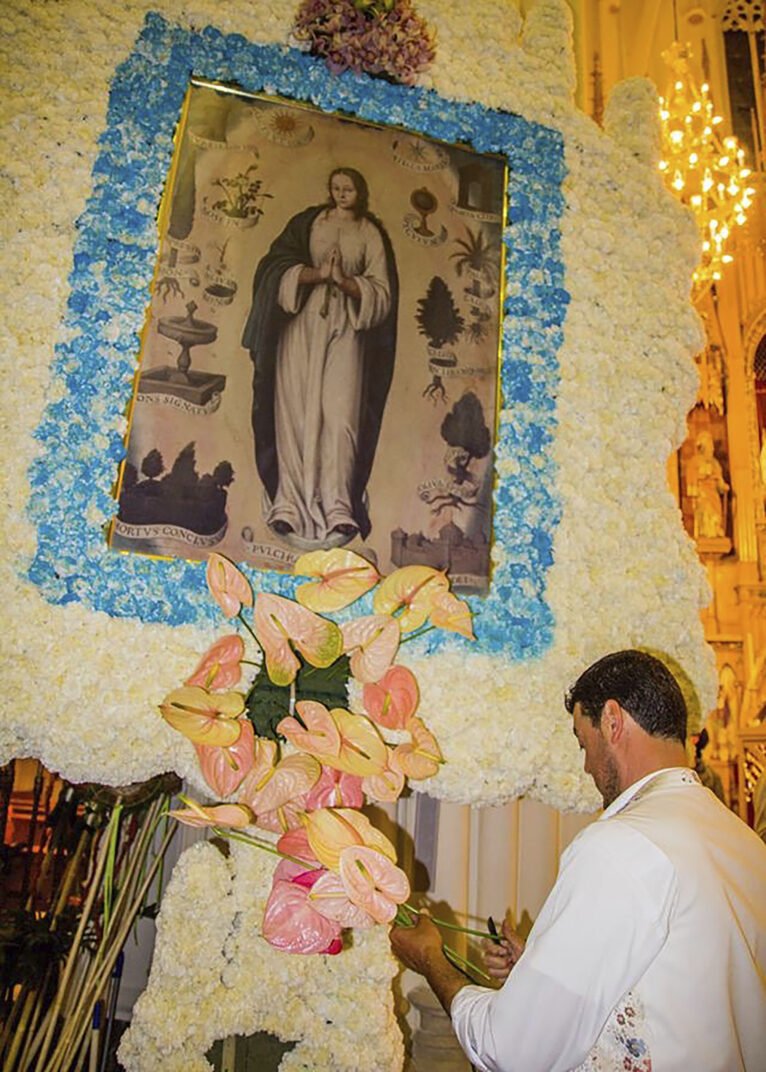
xmin=401 ymin=902 xmax=494 ymax=940
xmin=399 ymin=625 xmax=436 ymax=645
xmin=211 ymin=826 xmax=309 ymax=868
xmin=237 ymin=609 xmax=262 ymax=650
xmin=444 ymin=945 xmax=491 ymax=982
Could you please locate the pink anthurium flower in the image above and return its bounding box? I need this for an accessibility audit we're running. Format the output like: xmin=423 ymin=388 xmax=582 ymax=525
xmin=263 ymin=876 xmax=343 ymax=955
xmin=309 ymin=870 xmax=376 ymax=929
xmin=238 ymin=742 xmax=320 ymax=816
xmin=185 ymin=635 xmax=245 ymax=691
xmin=339 ymin=844 xmax=410 ymax=924
xmin=372 ymin=565 xmax=449 ymax=633
xmin=294 ymin=549 xmax=381 ymax=612
xmin=389 ymin=717 xmax=444 ymax=780
xmin=363 ymin=665 xmax=420 ymax=730
xmin=277 ymin=700 xmax=342 ymax=759
xmin=206 ymin=554 xmax=253 ymax=619
xmin=195 ymin=719 xmax=255 ymax=798
xmin=341 ymin=615 xmax=400 ymax=684
xmin=254 ymin=593 xmax=343 ymax=687
xmin=159 ymin=686 xmax=244 ymax=748
xmin=362 ymin=765 xmax=406 ymax=804
xmin=169 ymin=798 xmax=254 ymax=830
xmin=277 ymin=827 xmax=320 ymax=867
xmin=429 ymin=589 xmax=475 ymax=640
xmin=305 ymin=766 xmax=364 ymax=811
xmin=302 ymin=807 xmax=397 ymax=872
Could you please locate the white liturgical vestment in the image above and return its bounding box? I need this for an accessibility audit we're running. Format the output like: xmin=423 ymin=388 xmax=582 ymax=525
xmin=451 ymin=768 xmax=766 ymax=1071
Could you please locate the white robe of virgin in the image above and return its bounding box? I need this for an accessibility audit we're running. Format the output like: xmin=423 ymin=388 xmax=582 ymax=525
xmin=267 ymin=211 xmax=391 ymax=542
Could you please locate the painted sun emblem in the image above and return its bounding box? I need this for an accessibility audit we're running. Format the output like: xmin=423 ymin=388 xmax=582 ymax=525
xmin=261 ymin=108 xmax=314 ymax=148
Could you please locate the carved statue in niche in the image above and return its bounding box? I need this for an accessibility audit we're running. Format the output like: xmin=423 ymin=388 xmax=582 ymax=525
xmin=686 ymin=429 xmax=729 ymax=540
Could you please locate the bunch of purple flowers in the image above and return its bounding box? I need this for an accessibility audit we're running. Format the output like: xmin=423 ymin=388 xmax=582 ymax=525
xmin=293 ymin=0 xmax=435 ymax=84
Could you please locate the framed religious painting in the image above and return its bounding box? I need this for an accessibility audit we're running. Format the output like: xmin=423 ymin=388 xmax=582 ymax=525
xmin=108 ymin=79 xmax=507 ymax=594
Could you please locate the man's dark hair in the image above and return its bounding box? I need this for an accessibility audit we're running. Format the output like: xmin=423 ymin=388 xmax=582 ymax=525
xmin=564 ymin=650 xmax=687 ymax=742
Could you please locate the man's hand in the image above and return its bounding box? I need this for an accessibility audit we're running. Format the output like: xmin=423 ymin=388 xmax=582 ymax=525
xmin=482 ymin=918 xmax=526 ymax=982
xmin=389 ymin=914 xmax=469 ymax=1016
xmin=390 ymin=914 xmax=445 ymax=975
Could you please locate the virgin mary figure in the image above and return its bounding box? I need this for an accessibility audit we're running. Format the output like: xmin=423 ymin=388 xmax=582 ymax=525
xmin=242 ymin=167 xmax=399 ymax=545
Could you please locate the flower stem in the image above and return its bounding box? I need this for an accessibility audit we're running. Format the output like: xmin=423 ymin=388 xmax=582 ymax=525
xmin=443 ymin=945 xmax=491 ymax=982
xmin=399 ymin=625 xmax=436 ymax=645
xmin=402 ymin=902 xmax=494 ymax=940
xmin=211 ymin=826 xmax=310 ymax=869
xmin=238 ymin=609 xmax=262 ymax=650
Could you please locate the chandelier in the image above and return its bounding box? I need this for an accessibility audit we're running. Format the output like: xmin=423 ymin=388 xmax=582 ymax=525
xmin=658 ymin=41 xmax=756 ymax=299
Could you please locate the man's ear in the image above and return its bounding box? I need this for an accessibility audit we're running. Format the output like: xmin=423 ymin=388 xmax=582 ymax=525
xmin=601 ymin=698 xmax=625 ymax=744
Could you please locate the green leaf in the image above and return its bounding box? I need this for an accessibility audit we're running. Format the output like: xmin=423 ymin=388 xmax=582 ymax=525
xmin=244 ymin=655 xmax=352 ymax=741
xmin=295 ymin=655 xmax=351 ymax=707
xmin=245 ymin=663 xmax=290 ymax=741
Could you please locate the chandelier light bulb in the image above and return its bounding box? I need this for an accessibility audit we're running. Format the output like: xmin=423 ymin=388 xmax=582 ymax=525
xmin=658 ymin=41 xmax=756 ymax=299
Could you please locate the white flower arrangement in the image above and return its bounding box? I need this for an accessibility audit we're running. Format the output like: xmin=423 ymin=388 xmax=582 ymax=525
xmin=1 ymin=0 xmax=717 ymax=1065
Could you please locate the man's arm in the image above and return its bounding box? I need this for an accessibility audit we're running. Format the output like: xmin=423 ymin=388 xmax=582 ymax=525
xmin=389 ymin=915 xmax=469 ymax=1015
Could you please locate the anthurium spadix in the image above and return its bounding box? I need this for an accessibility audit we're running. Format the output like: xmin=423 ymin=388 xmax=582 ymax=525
xmin=253 ymin=592 xmax=343 ymax=687
xmin=206 ymin=553 xmax=253 ymax=619
xmin=159 ymin=686 xmax=245 ymax=748
xmin=302 ymin=807 xmax=397 ymax=872
xmin=293 ymin=548 xmax=381 ymax=612
xmin=372 ymin=565 xmax=449 ymax=633
xmin=341 ymin=614 xmax=400 ymax=684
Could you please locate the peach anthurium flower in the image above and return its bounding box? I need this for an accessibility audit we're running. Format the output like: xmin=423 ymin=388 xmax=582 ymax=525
xmin=206 ymin=553 xmax=253 ymax=619
xmin=255 ymin=794 xmax=309 ymax=834
xmin=389 ymin=717 xmax=444 ymax=780
xmin=363 ymin=665 xmax=419 ymax=730
xmin=309 ymin=870 xmax=376 ymax=929
xmin=159 ymin=686 xmax=244 ymax=748
xmin=279 ymin=702 xmax=388 ymax=777
xmin=338 ymin=845 xmax=410 ymax=924
xmin=195 ymin=719 xmax=255 ymax=798
xmin=185 ymin=635 xmax=245 ymax=691
xmin=341 ymin=614 xmax=400 ymax=684
xmin=238 ymin=740 xmax=320 ymax=816
xmin=302 ymin=807 xmax=397 ymax=872
xmin=169 ymin=798 xmax=254 ymax=830
xmin=253 ymin=593 xmax=343 ymax=687
xmin=362 ymin=765 xmax=406 ymax=804
xmin=294 ymin=549 xmax=380 ymax=612
xmin=372 ymin=565 xmax=449 ymax=633
xmin=277 ymin=700 xmax=342 ymax=759
xmin=305 ymin=766 xmax=364 ymax=811
xmin=263 ymin=868 xmax=343 ymax=955
xmin=330 ymin=708 xmax=388 ymax=777
xmin=429 ymin=589 xmax=475 ymax=640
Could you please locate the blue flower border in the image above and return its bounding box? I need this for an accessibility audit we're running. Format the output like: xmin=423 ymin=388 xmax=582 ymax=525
xmin=27 ymin=13 xmax=568 ymax=659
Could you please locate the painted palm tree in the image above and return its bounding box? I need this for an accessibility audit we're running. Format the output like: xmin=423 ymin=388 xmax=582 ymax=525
xmin=449 ymin=226 xmax=500 ymax=295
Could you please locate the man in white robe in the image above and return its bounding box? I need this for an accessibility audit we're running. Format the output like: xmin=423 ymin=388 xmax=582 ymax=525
xmin=391 ymin=649 xmax=766 ymax=1071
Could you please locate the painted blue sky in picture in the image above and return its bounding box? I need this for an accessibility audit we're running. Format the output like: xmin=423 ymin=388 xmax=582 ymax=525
xmin=27 ymin=13 xmax=568 ymax=660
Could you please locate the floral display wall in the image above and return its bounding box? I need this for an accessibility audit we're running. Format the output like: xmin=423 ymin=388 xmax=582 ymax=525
xmin=3 ymin=0 xmax=715 ymax=813
xmin=2 ymin=0 xmax=718 ymax=1065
